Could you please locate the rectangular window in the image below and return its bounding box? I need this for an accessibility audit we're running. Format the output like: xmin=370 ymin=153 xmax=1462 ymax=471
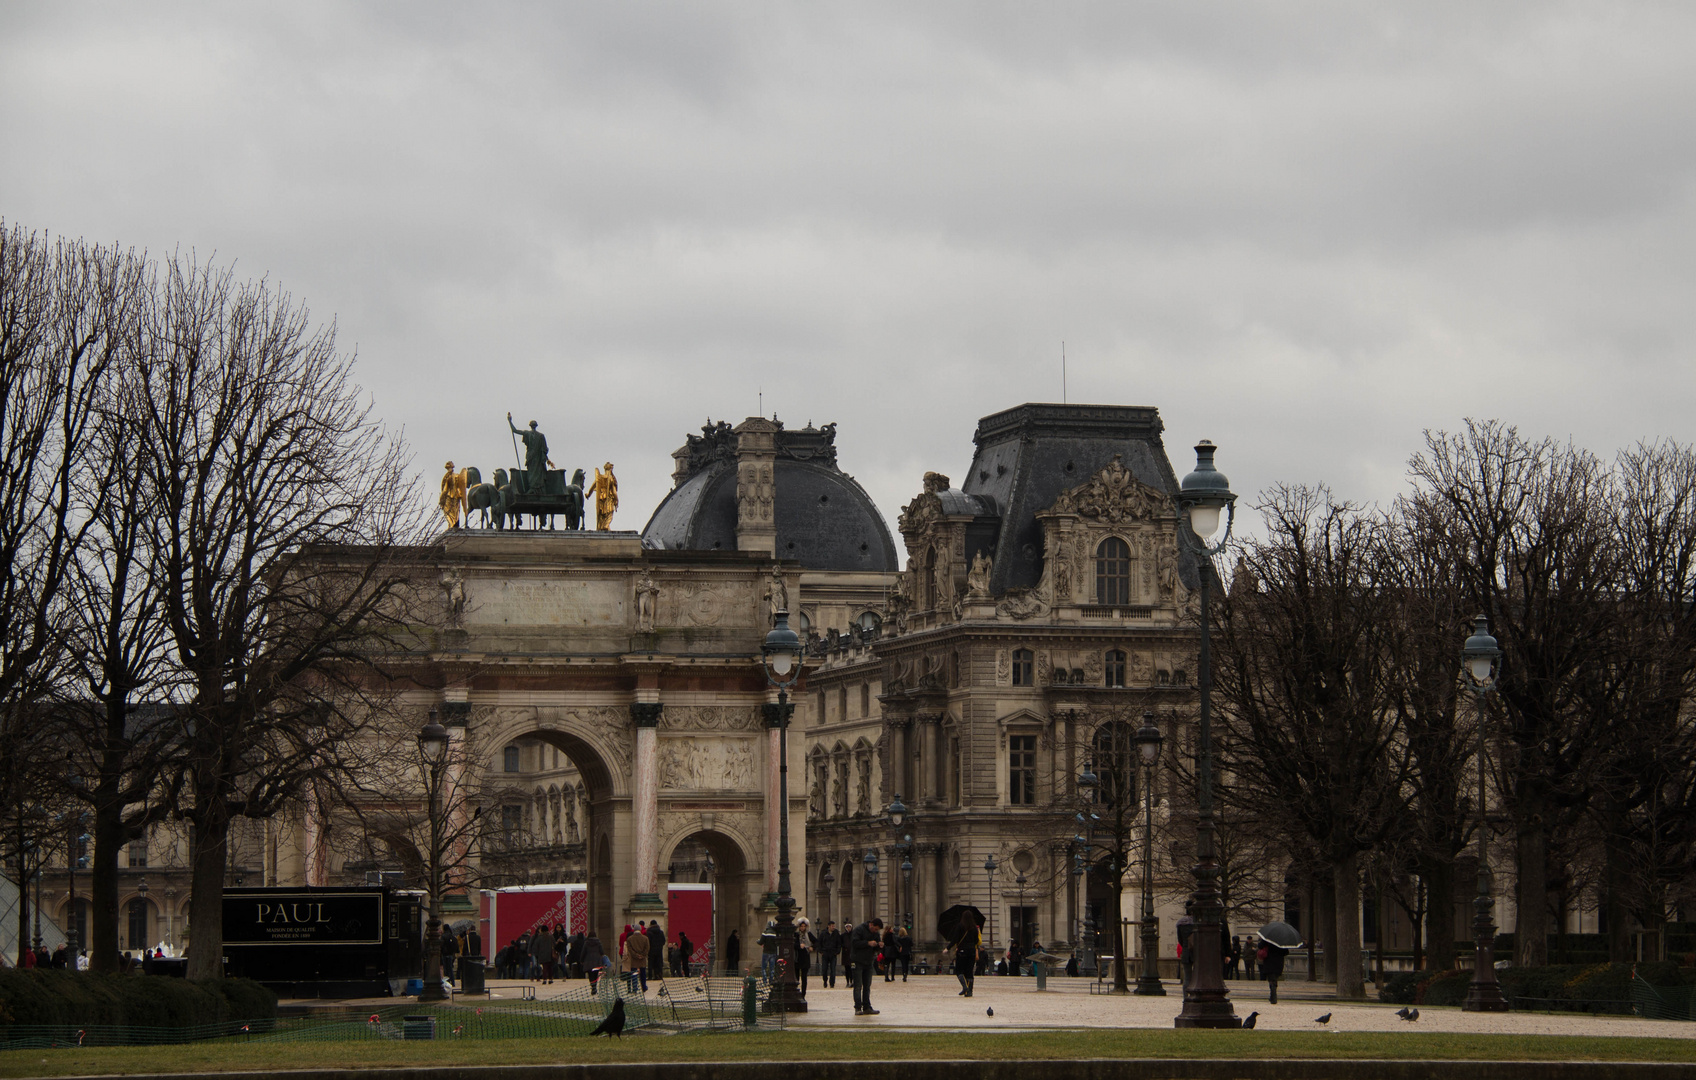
xmin=1012 ymin=650 xmax=1033 ymax=686
xmin=1105 ymin=651 xmax=1127 ymax=688
xmin=860 ymin=684 xmax=870 ymax=716
xmin=503 ymin=745 xmax=520 ymax=773
xmin=1009 ymin=735 xmax=1037 ymax=805
xmin=128 ymin=838 xmax=147 ymax=868
xmin=501 ymin=805 xmax=522 ymax=848
xmin=839 ymin=686 xmax=849 ymax=721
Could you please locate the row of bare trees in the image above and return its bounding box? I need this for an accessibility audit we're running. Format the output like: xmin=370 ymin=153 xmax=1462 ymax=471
xmin=0 ymin=223 xmax=427 ymax=978
xmin=1210 ymin=420 xmax=1696 ymax=997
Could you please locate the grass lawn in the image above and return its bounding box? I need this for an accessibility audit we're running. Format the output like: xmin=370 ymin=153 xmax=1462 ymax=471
xmin=5 ymin=1028 xmax=1696 ymax=1077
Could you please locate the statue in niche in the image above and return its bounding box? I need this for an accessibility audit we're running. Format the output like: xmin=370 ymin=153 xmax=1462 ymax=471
xmin=766 ymin=566 xmax=789 ymax=619
xmin=565 ymin=795 xmax=580 ymax=843
xmin=635 ymin=569 xmax=659 ymax=632
xmin=441 ymin=568 xmax=466 ymax=627
xmin=1158 ymin=536 xmax=1185 ymax=604
xmin=966 ymin=551 xmax=992 ymax=598
xmin=855 ymin=756 xmax=871 ymax=814
xmin=834 ymin=759 xmax=850 ymax=817
xmin=810 ymin=769 xmax=825 ymax=817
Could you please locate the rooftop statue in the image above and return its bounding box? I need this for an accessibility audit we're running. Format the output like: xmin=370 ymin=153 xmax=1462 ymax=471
xmin=508 ymin=413 xmax=554 ymax=495
xmin=593 ymin=463 xmax=619 ymax=531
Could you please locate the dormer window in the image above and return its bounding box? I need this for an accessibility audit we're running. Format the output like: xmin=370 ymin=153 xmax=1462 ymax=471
xmin=1096 ymin=537 xmax=1131 ymax=605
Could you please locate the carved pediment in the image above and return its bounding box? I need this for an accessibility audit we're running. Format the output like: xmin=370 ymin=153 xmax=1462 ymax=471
xmin=898 ymin=491 xmax=943 ymax=536
xmin=1047 ymin=455 xmax=1170 ymax=524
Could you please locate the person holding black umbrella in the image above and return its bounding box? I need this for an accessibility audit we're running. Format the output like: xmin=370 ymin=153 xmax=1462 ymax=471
xmin=951 ymin=919 xmax=980 ymax=997
xmin=1256 ymin=921 xmax=1301 ymax=1005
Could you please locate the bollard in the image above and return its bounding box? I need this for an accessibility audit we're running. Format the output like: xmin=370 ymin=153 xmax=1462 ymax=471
xmin=1034 ymin=961 xmax=1047 ymax=991
xmin=742 ymin=976 xmax=759 ymax=1028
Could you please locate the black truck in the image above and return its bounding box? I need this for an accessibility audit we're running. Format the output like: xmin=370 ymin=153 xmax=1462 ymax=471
xmin=221 ymin=886 xmax=423 ymax=998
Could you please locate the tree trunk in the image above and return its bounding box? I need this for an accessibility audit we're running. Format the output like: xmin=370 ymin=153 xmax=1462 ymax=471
xmin=1317 ymin=877 xmax=1338 ymax=982
xmin=1419 ymin=854 xmax=1455 ymax=971
xmin=1110 ymin=875 xmax=1128 ymax=991
xmin=91 ymin=780 xmax=125 ymax=973
xmin=185 ymin=799 xmax=230 ymax=980
xmin=1602 ymin=840 xmax=1633 ymax=963
xmin=1514 ymin=812 xmax=1549 ymax=967
xmin=1332 ymin=853 xmax=1365 ymax=1000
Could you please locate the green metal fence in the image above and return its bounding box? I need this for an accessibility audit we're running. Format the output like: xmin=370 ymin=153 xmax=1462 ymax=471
xmin=0 ymin=974 xmax=781 ymax=1051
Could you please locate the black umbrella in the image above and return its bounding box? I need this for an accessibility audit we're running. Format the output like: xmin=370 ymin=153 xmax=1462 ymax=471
xmin=938 ymin=904 xmax=985 ymax=944
xmin=1258 ymin=921 xmax=1303 ymax=949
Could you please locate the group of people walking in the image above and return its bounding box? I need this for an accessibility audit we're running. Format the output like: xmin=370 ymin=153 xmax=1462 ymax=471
xmin=485 ymin=918 xmax=689 ymax=994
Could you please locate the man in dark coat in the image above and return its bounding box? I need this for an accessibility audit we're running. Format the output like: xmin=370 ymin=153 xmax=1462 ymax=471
xmin=1262 ymin=940 xmax=1289 ymax=1004
xmin=818 ymin=920 xmax=842 ymax=987
xmin=645 ymin=920 xmax=665 ymax=983
xmin=725 ymin=929 xmax=742 ymax=974
xmin=848 ymin=918 xmax=883 ymax=1015
xmin=441 ymin=925 xmax=460 ymax=985
xmin=467 ymin=927 xmax=483 ymax=965
xmin=677 ymin=931 xmax=694 ymax=976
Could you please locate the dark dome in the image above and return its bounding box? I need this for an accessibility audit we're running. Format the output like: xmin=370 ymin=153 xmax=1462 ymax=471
xmin=643 ymin=422 xmax=898 ymax=572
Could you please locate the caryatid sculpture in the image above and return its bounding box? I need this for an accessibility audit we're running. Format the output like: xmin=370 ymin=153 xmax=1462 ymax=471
xmin=592 ymin=463 xmax=619 ymax=531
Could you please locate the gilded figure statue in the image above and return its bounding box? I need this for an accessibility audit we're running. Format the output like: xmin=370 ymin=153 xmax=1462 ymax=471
xmin=592 ymin=463 xmax=619 ymax=530
xmin=439 ymin=461 xmax=467 ymax=529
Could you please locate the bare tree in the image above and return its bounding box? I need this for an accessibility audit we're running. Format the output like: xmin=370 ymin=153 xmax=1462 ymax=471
xmin=1213 ymin=484 xmax=1411 ymax=999
xmin=1409 ymin=420 xmax=1622 ymax=967
xmin=64 ymin=337 xmax=184 ymax=973
xmin=135 ymin=255 xmax=425 ymax=979
xmin=0 ymin=225 xmax=133 ymax=961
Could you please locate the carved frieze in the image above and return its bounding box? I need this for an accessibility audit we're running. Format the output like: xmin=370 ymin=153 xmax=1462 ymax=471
xmin=1048 ymin=455 xmax=1170 ymax=524
xmin=659 ymin=705 xmax=762 ymax=732
xmin=658 ymin=736 xmax=758 ymax=791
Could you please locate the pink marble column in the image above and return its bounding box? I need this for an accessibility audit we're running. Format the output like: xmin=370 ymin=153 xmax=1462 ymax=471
xmin=631 ymin=703 xmax=663 ymax=902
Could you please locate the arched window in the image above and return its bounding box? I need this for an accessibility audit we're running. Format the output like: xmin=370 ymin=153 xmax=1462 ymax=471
xmin=1096 ymin=537 xmax=1132 ymax=605
xmin=922 ymin=549 xmax=939 ymax=609
xmin=1105 ymin=650 xmax=1127 ymax=688
xmin=858 ymin=611 xmax=881 ymax=635
xmin=1012 ymin=648 xmax=1034 ymax=686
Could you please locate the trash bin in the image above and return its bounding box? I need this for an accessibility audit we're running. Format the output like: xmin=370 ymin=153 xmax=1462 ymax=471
xmin=1034 ymin=961 xmax=1047 ymax=991
xmin=404 ymin=978 xmax=424 ymax=996
xmin=402 ymin=1015 xmax=436 ymax=1040
xmin=461 ymin=957 xmax=485 ymax=995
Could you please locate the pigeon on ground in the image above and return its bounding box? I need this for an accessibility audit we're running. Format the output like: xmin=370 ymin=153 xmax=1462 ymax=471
xmin=1242 ymin=1011 xmax=1258 ymax=1029
xmin=1395 ymin=1007 xmax=1411 ymax=1019
xmin=589 ymin=998 xmax=627 ymax=1038
xmin=1314 ymin=1013 xmax=1331 ymax=1025
xmin=986 ymin=1007 xmax=994 ymax=1017
xmin=1404 ymin=1008 xmax=1419 ymax=1022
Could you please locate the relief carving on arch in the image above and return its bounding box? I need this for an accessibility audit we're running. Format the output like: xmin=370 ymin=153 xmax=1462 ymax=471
xmin=658 ymin=736 xmax=757 ymax=791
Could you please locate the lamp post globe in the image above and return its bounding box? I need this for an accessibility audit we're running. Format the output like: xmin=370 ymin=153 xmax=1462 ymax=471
xmin=1174 ymin=440 xmax=1240 ymax=1028
xmin=1461 ymin=615 xmax=1509 ymax=1012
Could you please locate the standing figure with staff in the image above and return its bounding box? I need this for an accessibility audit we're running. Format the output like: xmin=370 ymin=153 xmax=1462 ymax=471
xmin=508 ymin=413 xmax=553 ymax=494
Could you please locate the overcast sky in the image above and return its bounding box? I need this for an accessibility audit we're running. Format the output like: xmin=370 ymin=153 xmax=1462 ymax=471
xmin=5 ymin=3 xmax=1693 ymax=542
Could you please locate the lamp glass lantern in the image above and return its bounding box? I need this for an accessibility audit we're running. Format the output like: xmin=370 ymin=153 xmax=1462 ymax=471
xmin=1135 ymin=718 xmax=1164 ymax=767
xmin=1463 ymin=616 xmax=1501 ymax=686
xmin=886 ymin=793 xmax=907 ymax=829
xmin=762 ymin=611 xmax=803 ymax=685
xmin=1179 ymin=440 xmax=1235 ymax=543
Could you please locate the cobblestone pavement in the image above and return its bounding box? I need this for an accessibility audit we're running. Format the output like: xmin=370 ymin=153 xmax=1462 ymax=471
xmin=775 ymin=974 xmax=1696 ymax=1038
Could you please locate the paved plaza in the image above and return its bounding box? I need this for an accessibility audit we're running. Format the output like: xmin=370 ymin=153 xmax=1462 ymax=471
xmin=437 ymin=976 xmax=1696 ymax=1040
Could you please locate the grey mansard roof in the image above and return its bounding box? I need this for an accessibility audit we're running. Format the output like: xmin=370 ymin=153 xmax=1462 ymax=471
xmin=959 ymin=403 xmax=1196 ymax=594
xmin=642 ymin=421 xmax=899 ymax=572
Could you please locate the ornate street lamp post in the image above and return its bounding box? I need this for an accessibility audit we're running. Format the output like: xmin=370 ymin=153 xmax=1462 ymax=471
xmin=1016 ymin=872 xmax=1028 ymax=959
xmin=761 ymin=610 xmax=807 ymax=1012
xmin=1135 ymin=712 xmax=1167 ymax=996
xmin=417 ymin=711 xmax=450 ymax=1003
xmin=136 ymin=877 xmax=148 ymax=954
xmin=1174 ymin=440 xmax=1242 ymax=1029
xmin=863 ymin=849 xmax=879 ymax=924
xmin=1461 ymin=616 xmax=1509 ymax=1012
xmin=1077 ymin=762 xmax=1099 ymax=977
xmin=885 ymin=793 xmax=913 ymax=930
xmin=983 ymin=855 xmax=998 ymax=956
